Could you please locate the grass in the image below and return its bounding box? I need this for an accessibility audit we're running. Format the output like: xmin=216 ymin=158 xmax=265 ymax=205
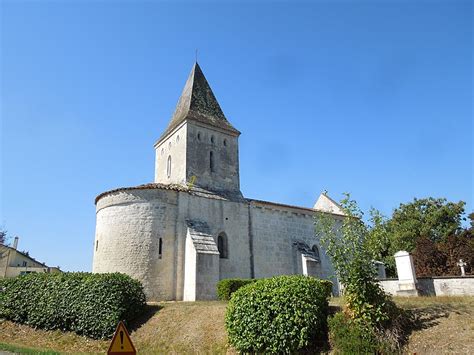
xmin=1 ymin=297 xmax=473 ymax=354
xmin=0 ymin=301 xmax=230 ymax=354
xmin=395 ymin=296 xmax=474 ymax=354
xmin=329 ymin=296 xmax=474 ymax=354
xmin=0 ymin=342 xmax=60 ymax=354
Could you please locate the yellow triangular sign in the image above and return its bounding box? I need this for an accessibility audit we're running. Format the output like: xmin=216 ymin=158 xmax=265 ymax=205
xmin=107 ymin=321 xmax=137 ymax=355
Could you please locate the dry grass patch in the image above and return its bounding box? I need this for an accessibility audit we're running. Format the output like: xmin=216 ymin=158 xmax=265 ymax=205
xmin=132 ymin=301 xmax=231 ymax=354
xmin=0 ymin=301 xmax=231 ymax=354
xmin=1 ymin=297 xmax=473 ymax=354
xmin=395 ymin=296 xmax=474 ymax=354
xmin=0 ymin=320 xmax=109 ymax=353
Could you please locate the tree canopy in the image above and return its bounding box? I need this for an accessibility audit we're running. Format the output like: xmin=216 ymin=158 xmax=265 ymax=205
xmin=387 ymin=197 xmax=465 ymax=253
xmin=362 ymin=197 xmax=470 ymax=277
xmin=0 ymin=229 xmax=7 ymax=245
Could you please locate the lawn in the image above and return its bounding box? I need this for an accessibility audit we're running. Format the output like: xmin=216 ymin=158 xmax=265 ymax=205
xmin=0 ymin=297 xmax=473 ymax=354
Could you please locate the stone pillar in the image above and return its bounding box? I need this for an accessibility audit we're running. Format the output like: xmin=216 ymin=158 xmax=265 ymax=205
xmin=394 ymin=251 xmax=418 ymax=296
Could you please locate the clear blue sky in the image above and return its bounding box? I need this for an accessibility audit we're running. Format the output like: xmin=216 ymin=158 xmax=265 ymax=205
xmin=1 ymin=1 xmax=472 ymax=271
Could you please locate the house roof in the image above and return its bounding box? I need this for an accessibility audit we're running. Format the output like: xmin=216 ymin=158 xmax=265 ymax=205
xmin=0 ymin=244 xmax=48 ymax=267
xmin=156 ymin=62 xmax=240 ymax=145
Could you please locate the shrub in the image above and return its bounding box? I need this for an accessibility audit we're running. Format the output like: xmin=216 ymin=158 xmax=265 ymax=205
xmin=225 ymin=275 xmax=332 ymax=353
xmin=216 ymin=278 xmax=256 ymax=300
xmin=0 ymin=272 xmax=146 ymax=339
xmin=328 ymin=312 xmax=392 ymax=354
xmin=329 ymin=312 xmax=375 ymax=354
xmin=315 ymin=194 xmax=403 ymax=334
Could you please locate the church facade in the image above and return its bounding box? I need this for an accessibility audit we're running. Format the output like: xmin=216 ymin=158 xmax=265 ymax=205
xmin=92 ymin=63 xmax=344 ymax=301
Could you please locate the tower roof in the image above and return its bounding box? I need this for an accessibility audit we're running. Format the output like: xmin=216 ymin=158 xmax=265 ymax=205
xmin=157 ymin=63 xmax=240 ymax=144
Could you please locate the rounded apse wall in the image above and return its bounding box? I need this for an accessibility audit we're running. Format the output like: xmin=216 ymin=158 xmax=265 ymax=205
xmin=93 ymin=188 xmax=178 ymax=301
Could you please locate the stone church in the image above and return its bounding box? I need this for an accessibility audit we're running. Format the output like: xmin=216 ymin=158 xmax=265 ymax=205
xmin=92 ymin=63 xmax=345 ymax=301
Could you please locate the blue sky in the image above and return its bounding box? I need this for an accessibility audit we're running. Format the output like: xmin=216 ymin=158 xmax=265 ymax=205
xmin=1 ymin=0 xmax=472 ymax=271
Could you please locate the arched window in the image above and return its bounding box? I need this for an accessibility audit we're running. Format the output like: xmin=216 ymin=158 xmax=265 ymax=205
xmin=210 ymin=151 xmax=215 ymax=172
xmin=312 ymin=244 xmax=320 ymax=259
xmin=217 ymin=233 xmax=228 ymax=259
xmin=167 ymin=155 xmax=172 ymax=178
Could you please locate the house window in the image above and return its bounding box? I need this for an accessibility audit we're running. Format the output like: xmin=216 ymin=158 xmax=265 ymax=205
xmin=312 ymin=245 xmax=320 ymax=259
xmin=167 ymin=155 xmax=172 ymax=178
xmin=22 ymin=261 xmax=27 ymax=267
xmin=211 ymin=135 xmax=215 ymax=144
xmin=159 ymin=238 xmax=163 ymax=258
xmin=210 ymin=151 xmax=215 ymax=172
xmin=223 ymin=139 xmax=227 ymax=147
xmin=217 ymin=233 xmax=228 ymax=259
xmin=96 ymin=240 xmax=98 ymax=252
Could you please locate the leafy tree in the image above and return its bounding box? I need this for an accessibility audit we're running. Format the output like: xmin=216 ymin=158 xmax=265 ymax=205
xmin=0 ymin=229 xmax=10 ymax=262
xmin=314 ymin=193 xmax=400 ymax=336
xmin=411 ymin=236 xmax=448 ymax=276
xmin=412 ymin=233 xmax=474 ymax=277
xmin=438 ymin=234 xmax=473 ymax=275
xmin=387 ymin=197 xmax=465 ymax=254
xmin=0 ymin=228 xmax=7 ymax=245
xmin=364 ymin=208 xmax=395 ymax=275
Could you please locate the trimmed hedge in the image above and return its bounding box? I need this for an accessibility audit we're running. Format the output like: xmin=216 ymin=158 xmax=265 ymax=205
xmin=225 ymin=275 xmax=332 ymax=353
xmin=216 ymin=278 xmax=256 ymax=300
xmin=0 ymin=272 xmax=146 ymax=339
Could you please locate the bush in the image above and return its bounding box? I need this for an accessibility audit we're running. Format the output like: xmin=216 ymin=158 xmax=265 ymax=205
xmin=216 ymin=278 xmax=256 ymax=300
xmin=225 ymin=275 xmax=332 ymax=353
xmin=0 ymin=272 xmax=146 ymax=339
xmin=328 ymin=312 xmax=381 ymax=354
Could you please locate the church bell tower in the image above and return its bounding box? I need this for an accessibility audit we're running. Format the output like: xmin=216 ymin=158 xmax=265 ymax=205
xmin=154 ymin=63 xmax=241 ymax=194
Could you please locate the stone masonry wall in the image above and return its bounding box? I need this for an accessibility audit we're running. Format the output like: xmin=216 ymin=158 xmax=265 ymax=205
xmin=94 ymin=187 xmax=344 ymax=300
xmin=178 ymin=192 xmax=251 ymax=289
xmin=186 ymin=122 xmax=240 ymax=192
xmin=93 ymin=189 xmax=179 ymax=301
xmin=379 ymin=277 xmax=474 ymax=296
xmin=250 ymin=202 xmax=340 ymax=294
xmin=418 ymin=277 xmax=474 ymax=296
xmin=155 ymin=123 xmax=187 ymax=185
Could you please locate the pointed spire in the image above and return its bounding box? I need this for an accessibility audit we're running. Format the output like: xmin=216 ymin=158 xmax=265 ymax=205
xmin=158 ymin=63 xmax=239 ymax=143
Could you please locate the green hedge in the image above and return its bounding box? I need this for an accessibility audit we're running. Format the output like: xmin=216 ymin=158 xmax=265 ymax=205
xmin=216 ymin=278 xmax=256 ymax=300
xmin=225 ymin=275 xmax=332 ymax=353
xmin=0 ymin=272 xmax=146 ymax=339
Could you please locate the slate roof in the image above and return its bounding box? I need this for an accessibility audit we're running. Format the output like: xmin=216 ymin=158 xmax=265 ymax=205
xmin=157 ymin=62 xmax=240 ymax=144
xmin=186 ymin=220 xmax=220 ymax=255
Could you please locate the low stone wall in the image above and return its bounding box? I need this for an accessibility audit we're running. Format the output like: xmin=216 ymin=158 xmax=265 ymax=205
xmin=378 ymin=279 xmax=399 ymax=295
xmin=379 ymin=276 xmax=474 ymax=296
xmin=417 ymin=276 xmax=474 ymax=296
